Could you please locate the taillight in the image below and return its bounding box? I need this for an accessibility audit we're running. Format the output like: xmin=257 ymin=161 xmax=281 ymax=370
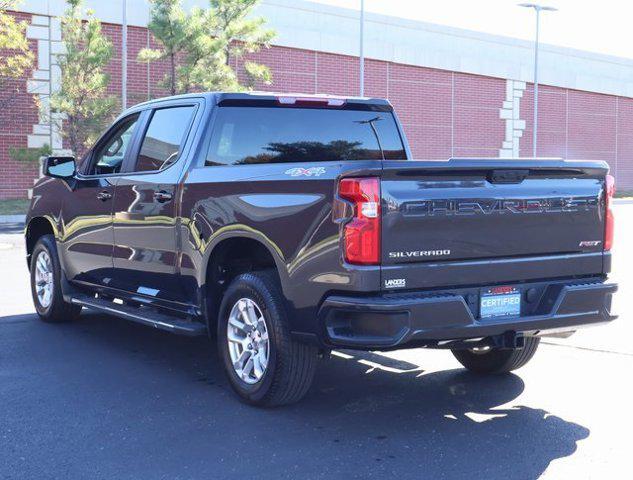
xmin=605 ymin=174 xmax=615 ymax=251
xmin=339 ymin=177 xmax=381 ymax=265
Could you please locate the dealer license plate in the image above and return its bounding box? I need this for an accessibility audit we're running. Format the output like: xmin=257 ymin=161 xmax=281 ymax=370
xmin=480 ymin=287 xmax=521 ymax=319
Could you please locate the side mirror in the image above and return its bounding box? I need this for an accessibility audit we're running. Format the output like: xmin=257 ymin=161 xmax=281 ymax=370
xmin=44 ymin=156 xmax=76 ymax=179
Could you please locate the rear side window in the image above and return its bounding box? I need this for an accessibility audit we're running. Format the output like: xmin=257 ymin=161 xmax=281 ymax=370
xmin=134 ymin=105 xmax=195 ymax=172
xmin=205 ymin=107 xmax=406 ymax=166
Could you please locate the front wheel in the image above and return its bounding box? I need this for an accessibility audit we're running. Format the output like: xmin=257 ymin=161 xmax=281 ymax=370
xmin=217 ymin=271 xmax=318 ymax=407
xmin=451 ymin=337 xmax=540 ymax=374
xmin=30 ymin=235 xmax=82 ymax=323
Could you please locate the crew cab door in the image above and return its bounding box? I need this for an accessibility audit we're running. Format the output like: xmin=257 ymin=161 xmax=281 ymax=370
xmin=61 ymin=114 xmax=141 ymax=286
xmin=110 ymin=101 xmax=199 ymax=305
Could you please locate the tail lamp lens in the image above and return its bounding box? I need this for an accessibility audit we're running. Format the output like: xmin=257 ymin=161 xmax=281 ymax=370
xmin=605 ymin=174 xmax=615 ymax=251
xmin=339 ymin=177 xmax=381 ymax=265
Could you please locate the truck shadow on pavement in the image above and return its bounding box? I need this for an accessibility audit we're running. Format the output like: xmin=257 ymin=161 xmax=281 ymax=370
xmin=305 ymin=350 xmax=589 ymax=478
xmin=2 ymin=311 xmax=590 ymax=479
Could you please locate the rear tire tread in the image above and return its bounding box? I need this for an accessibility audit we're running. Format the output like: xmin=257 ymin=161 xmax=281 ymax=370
xmin=257 ymin=271 xmax=317 ymax=406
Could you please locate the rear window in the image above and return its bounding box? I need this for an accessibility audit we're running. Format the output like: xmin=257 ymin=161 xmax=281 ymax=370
xmin=205 ymin=106 xmax=406 ymax=166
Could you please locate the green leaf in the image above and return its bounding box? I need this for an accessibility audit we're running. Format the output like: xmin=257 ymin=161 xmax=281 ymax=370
xmin=144 ymin=0 xmax=276 ymax=94
xmin=48 ymin=0 xmax=117 ymax=155
xmin=9 ymin=144 xmax=52 ymax=164
xmin=0 ymin=1 xmax=34 ymax=84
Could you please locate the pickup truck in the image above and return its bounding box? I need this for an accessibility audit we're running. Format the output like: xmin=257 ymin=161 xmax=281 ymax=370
xmin=26 ymin=92 xmax=617 ymax=406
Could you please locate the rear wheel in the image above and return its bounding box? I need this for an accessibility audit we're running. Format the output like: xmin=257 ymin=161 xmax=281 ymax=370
xmin=451 ymin=337 xmax=540 ymax=374
xmin=30 ymin=235 xmax=82 ymax=323
xmin=217 ymin=271 xmax=318 ymax=406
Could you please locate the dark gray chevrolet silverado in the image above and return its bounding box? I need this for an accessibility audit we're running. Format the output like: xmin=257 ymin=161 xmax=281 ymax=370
xmin=25 ymin=92 xmax=617 ymax=406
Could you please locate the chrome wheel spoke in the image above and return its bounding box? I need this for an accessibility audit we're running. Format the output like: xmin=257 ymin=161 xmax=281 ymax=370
xmin=252 ymin=353 xmax=263 ymax=378
xmin=257 ymin=348 xmax=268 ymax=371
xmin=227 ymin=329 xmax=245 ymax=344
xmin=245 ymin=303 xmax=259 ymax=326
xmin=228 ymin=315 xmax=247 ymax=334
xmin=242 ymin=356 xmax=255 ymax=379
xmin=238 ymin=303 xmax=257 ymax=332
xmin=233 ymin=349 xmax=250 ymax=371
xmin=259 ymin=328 xmax=269 ymax=342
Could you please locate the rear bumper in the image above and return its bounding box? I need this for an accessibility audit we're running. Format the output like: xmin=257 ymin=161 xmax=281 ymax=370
xmin=318 ymin=280 xmax=617 ymax=350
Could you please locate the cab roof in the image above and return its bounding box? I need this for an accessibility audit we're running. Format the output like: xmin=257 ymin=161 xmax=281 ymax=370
xmin=128 ymin=91 xmax=392 ymax=110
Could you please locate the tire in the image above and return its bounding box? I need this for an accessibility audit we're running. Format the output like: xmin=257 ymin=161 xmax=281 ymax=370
xmin=217 ymin=271 xmax=318 ymax=407
xmin=451 ymin=337 xmax=540 ymax=374
xmin=30 ymin=234 xmax=82 ymax=323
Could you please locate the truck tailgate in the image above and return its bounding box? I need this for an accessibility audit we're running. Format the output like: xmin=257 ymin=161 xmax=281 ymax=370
xmin=380 ymin=159 xmax=609 ymax=290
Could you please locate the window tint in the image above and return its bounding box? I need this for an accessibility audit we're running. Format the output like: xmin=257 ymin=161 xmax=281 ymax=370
xmin=135 ymin=106 xmax=195 ymax=172
xmin=205 ymin=107 xmax=406 ymax=166
xmin=90 ymin=115 xmax=139 ymax=175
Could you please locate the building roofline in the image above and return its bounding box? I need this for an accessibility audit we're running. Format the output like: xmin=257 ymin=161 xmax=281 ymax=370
xmin=15 ymin=0 xmax=633 ymax=98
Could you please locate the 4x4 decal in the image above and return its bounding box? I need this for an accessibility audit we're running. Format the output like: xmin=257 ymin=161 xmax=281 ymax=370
xmin=284 ymin=167 xmax=326 ymax=177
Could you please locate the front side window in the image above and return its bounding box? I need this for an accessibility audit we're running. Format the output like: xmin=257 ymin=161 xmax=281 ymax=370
xmin=134 ymin=106 xmax=196 ymax=172
xmin=205 ymin=107 xmax=407 ymax=166
xmin=90 ymin=115 xmax=139 ymax=175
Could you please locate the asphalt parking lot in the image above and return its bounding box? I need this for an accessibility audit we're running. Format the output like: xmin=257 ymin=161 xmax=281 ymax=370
xmin=1 ymin=205 xmax=631 ymax=480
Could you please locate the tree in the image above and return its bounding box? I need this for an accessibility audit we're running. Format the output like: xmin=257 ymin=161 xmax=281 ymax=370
xmin=206 ymin=0 xmax=275 ymax=88
xmin=137 ymin=0 xmax=199 ymax=95
xmin=49 ymin=0 xmax=117 ymax=156
xmin=139 ymin=0 xmax=274 ymax=95
xmin=0 ymin=0 xmax=34 ymax=109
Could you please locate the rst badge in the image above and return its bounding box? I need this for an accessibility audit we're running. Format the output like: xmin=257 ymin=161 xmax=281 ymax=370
xmin=579 ymin=240 xmax=601 ymax=247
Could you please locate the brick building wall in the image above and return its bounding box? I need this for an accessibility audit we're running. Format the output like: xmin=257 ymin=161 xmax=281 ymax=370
xmin=1 ymin=13 xmax=632 ymax=199
xmin=0 ymin=12 xmax=40 ymax=199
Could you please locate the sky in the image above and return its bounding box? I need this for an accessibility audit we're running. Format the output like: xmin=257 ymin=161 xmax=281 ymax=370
xmin=310 ymin=0 xmax=633 ymax=59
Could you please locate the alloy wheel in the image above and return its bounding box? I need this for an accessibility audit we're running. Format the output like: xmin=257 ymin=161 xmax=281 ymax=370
xmin=226 ymin=298 xmax=270 ymax=384
xmin=34 ymin=250 xmax=54 ymax=308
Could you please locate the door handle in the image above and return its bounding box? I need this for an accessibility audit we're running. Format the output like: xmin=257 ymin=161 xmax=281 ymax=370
xmin=153 ymin=190 xmax=173 ymax=203
xmin=96 ymin=191 xmax=112 ymax=201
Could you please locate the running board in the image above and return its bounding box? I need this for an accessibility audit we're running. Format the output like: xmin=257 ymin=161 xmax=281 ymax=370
xmin=70 ymin=294 xmax=207 ymax=336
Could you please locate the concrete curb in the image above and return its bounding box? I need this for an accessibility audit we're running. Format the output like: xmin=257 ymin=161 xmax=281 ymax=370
xmin=0 ymin=215 xmax=26 ymax=224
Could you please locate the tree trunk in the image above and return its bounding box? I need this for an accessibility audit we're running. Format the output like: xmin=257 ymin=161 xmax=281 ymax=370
xmin=69 ymin=122 xmax=79 ymax=159
xmin=170 ymin=52 xmax=176 ymax=95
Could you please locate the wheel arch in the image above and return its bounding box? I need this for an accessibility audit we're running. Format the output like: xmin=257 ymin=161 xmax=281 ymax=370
xmin=201 ymin=232 xmax=289 ymax=331
xmin=25 ymin=216 xmax=58 ymax=267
